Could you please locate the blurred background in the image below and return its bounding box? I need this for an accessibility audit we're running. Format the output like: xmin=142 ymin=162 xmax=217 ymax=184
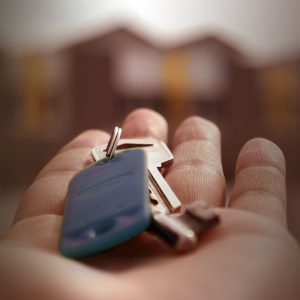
xmin=0 ymin=1 xmax=300 ymax=239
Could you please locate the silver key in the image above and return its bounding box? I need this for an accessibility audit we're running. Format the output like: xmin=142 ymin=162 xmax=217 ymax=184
xmin=149 ymin=201 xmax=220 ymax=252
xmin=92 ymin=136 xmax=220 ymax=252
xmin=91 ymin=139 xmax=182 ymax=214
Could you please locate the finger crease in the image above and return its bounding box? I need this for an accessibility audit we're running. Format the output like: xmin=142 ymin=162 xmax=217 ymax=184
xmin=168 ymin=161 xmax=224 ymax=182
xmin=173 ymin=138 xmax=219 ymax=151
xmin=231 ymin=189 xmax=286 ymax=210
xmin=58 ymin=146 xmax=93 ymax=154
xmin=33 ymin=171 xmax=75 ymax=186
xmin=236 ymin=164 xmax=285 ymax=179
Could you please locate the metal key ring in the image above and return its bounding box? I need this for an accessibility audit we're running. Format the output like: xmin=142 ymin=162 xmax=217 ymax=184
xmin=106 ymin=127 xmax=122 ymax=159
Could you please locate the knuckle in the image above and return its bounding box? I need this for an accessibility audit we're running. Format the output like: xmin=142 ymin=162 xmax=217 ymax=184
xmin=237 ymin=137 xmax=286 ymax=176
xmin=166 ymin=163 xmax=226 ymax=205
xmin=242 ymin=137 xmax=285 ymax=162
xmin=232 ymin=165 xmax=286 ymax=208
xmin=230 ymin=189 xmax=287 ymax=224
xmin=168 ymin=160 xmax=225 ymax=186
xmin=172 ymin=139 xmax=221 ymax=166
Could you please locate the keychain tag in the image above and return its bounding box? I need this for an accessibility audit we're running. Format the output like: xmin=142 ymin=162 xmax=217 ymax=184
xmin=59 ymin=149 xmax=150 ymax=259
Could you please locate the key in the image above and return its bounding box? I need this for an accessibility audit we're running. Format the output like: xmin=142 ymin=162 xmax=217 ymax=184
xmin=92 ymin=140 xmax=164 ymax=213
xmin=91 ymin=139 xmax=182 ymax=214
xmin=149 ymin=201 xmax=220 ymax=252
xmin=60 ymin=128 xmax=220 ymax=258
xmin=93 ymin=139 xmax=173 ymax=214
xmin=59 ymin=149 xmax=150 ymax=258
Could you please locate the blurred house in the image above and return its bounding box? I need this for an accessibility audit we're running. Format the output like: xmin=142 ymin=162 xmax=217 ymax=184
xmin=258 ymin=58 xmax=300 ymax=179
xmin=62 ymin=30 xmax=245 ymax=121
xmin=0 ymin=27 xmax=300 ymax=186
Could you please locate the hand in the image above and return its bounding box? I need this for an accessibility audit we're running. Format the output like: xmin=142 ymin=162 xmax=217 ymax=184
xmin=0 ymin=109 xmax=299 ymax=300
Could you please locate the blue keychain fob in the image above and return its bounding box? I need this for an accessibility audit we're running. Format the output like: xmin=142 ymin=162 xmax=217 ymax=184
xmin=59 ymin=149 xmax=150 ymax=259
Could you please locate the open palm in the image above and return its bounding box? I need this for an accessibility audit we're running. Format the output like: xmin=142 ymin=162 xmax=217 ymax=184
xmin=1 ymin=109 xmax=299 ymax=300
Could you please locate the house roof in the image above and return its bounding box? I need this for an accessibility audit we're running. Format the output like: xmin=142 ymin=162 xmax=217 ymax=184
xmin=58 ymin=25 xmax=247 ymax=65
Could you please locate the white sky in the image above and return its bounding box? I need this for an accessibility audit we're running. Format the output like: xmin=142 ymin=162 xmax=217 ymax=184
xmin=0 ymin=0 xmax=300 ymax=63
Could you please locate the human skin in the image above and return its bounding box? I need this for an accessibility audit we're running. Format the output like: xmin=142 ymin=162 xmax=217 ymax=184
xmin=0 ymin=108 xmax=299 ymax=300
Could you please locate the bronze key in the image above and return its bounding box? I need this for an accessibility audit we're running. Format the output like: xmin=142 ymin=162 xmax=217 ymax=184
xmin=149 ymin=201 xmax=220 ymax=252
xmin=91 ymin=139 xmax=182 ymax=214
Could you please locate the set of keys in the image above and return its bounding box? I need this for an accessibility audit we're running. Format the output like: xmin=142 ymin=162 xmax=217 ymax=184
xmin=59 ymin=127 xmax=220 ymax=259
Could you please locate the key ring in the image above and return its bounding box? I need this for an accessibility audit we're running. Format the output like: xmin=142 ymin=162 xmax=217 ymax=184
xmin=60 ymin=126 xmax=220 ymax=258
xmin=105 ymin=126 xmax=122 ymax=159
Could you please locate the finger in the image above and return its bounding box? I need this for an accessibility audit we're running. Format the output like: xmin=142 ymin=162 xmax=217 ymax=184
xmin=165 ymin=116 xmax=226 ymax=207
xmin=35 ymin=130 xmax=109 ymax=181
xmin=14 ymin=130 xmax=110 ymax=223
xmin=122 ymin=108 xmax=168 ymax=142
xmin=230 ymin=138 xmax=287 ymax=226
